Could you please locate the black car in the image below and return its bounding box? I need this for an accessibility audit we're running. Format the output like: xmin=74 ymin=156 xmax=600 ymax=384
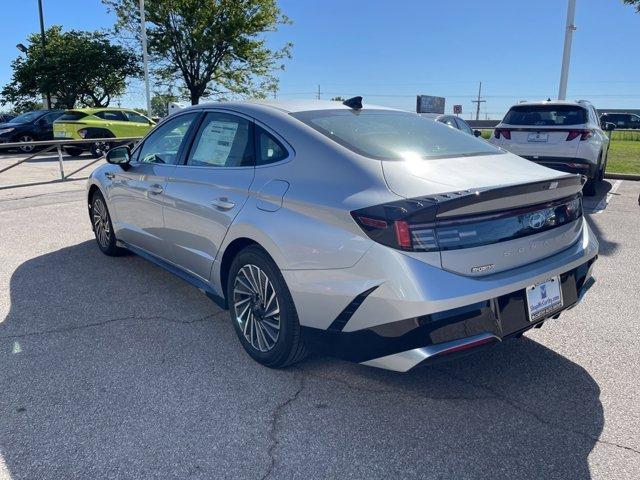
xmin=0 ymin=110 xmax=64 ymax=153
xmin=599 ymin=112 xmax=640 ymax=129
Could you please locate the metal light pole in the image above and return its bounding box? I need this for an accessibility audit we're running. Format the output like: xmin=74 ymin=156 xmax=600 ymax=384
xmin=37 ymin=0 xmax=52 ymax=109
xmin=558 ymin=0 xmax=577 ymax=100
xmin=139 ymin=0 xmax=152 ymax=115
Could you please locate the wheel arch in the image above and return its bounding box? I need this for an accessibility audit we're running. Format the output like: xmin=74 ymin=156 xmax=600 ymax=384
xmin=218 ymin=237 xmax=275 ymax=307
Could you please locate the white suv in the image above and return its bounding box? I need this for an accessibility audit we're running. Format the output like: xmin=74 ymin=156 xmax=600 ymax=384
xmin=489 ymin=100 xmax=610 ymax=195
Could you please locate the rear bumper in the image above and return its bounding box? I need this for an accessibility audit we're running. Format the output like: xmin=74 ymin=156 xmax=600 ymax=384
xmin=302 ymin=256 xmax=597 ymax=371
xmin=522 ymin=156 xmax=598 ymax=179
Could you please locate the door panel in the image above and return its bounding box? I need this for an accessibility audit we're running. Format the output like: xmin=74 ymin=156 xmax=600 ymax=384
xmin=107 ymin=112 xmax=200 ymax=260
xmin=108 ymin=163 xmax=175 ymax=259
xmin=163 ymin=111 xmax=255 ymax=280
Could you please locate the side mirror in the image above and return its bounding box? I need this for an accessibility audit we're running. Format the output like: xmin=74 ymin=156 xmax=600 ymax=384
xmin=604 ymin=122 xmax=616 ymax=132
xmin=106 ymin=146 xmax=131 ymax=168
xmin=474 ymin=130 xmax=482 ymax=137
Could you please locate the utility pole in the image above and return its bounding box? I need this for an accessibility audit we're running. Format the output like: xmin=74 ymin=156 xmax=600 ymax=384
xmin=316 ymin=85 xmax=321 ymax=100
xmin=472 ymin=81 xmax=486 ymax=121
xmin=139 ymin=0 xmax=152 ymax=114
xmin=37 ymin=0 xmax=51 ymax=110
xmin=558 ymin=0 xmax=576 ymax=100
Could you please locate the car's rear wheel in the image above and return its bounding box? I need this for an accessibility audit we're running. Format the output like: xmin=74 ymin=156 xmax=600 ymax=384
xmin=64 ymin=147 xmax=84 ymax=157
xmin=227 ymin=246 xmax=307 ymax=368
xmin=90 ymin=190 xmax=125 ymax=256
xmin=18 ymin=135 xmax=35 ymax=153
xmin=91 ymin=141 xmax=112 ymax=158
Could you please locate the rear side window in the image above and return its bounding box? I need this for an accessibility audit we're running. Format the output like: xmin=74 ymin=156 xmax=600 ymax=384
xmin=58 ymin=111 xmax=88 ymax=121
xmin=503 ymin=105 xmax=587 ymax=126
xmin=125 ymin=111 xmax=150 ymax=124
xmin=187 ymin=112 xmax=254 ymax=167
xmin=292 ymin=109 xmax=501 ymax=160
xmin=256 ymin=126 xmax=288 ymax=165
xmin=94 ymin=110 xmax=127 ymax=122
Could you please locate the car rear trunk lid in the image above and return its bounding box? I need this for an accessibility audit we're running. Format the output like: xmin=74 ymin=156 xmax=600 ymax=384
xmin=381 ymin=153 xmax=584 ymax=275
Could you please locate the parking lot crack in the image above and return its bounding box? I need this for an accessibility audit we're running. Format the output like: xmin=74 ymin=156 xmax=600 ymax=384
xmin=439 ymin=368 xmax=640 ymax=456
xmin=261 ymin=374 xmax=306 ymax=480
xmin=0 ymin=312 xmax=218 ymax=340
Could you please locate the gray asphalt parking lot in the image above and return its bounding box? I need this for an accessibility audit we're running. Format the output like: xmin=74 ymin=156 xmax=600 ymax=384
xmin=0 ymin=154 xmax=639 ymax=479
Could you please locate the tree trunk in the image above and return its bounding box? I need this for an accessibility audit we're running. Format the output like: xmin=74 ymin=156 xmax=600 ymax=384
xmin=190 ymin=90 xmax=200 ymax=105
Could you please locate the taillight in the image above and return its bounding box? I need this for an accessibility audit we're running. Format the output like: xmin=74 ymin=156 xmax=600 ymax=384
xmin=494 ymin=128 xmax=511 ymax=140
xmin=566 ymin=129 xmax=593 ymax=141
xmin=78 ymin=128 xmax=88 ymax=139
xmin=351 ymin=195 xmax=582 ymax=253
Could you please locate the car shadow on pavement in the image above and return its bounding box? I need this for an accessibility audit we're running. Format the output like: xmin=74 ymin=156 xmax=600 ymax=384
xmin=0 ymin=241 xmax=604 ymax=479
xmin=583 ymin=180 xmax=620 ymax=256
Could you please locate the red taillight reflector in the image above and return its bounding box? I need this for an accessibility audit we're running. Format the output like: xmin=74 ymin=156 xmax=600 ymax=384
xmin=394 ymin=220 xmax=411 ymax=249
xmin=357 ymin=216 xmax=388 ymax=229
xmin=566 ymin=129 xmax=593 ymax=141
xmin=494 ymin=128 xmax=511 ymax=140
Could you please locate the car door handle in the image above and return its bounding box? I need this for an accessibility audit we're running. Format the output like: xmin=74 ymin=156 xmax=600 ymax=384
xmin=211 ymin=197 xmax=235 ymax=210
xmin=147 ymin=184 xmax=164 ymax=195
xmin=105 ymin=172 xmax=115 ymax=180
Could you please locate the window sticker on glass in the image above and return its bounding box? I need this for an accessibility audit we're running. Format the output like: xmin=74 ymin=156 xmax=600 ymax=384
xmin=192 ymin=121 xmax=239 ymax=166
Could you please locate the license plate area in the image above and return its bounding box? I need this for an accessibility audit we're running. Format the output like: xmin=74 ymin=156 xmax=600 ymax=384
xmin=525 ymin=275 xmax=563 ymax=322
xmin=527 ymin=132 xmax=548 ymax=142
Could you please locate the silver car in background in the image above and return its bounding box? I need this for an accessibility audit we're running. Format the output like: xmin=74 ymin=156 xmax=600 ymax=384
xmin=87 ymin=98 xmax=598 ymax=372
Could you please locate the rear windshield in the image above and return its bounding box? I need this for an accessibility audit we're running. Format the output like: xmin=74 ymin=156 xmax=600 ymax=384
xmin=58 ymin=111 xmax=88 ymax=121
xmin=503 ymin=105 xmax=587 ymax=126
xmin=291 ymin=110 xmax=502 ymax=160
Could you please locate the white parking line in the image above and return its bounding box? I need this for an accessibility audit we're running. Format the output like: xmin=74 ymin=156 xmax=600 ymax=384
xmin=590 ymin=179 xmax=622 ymax=214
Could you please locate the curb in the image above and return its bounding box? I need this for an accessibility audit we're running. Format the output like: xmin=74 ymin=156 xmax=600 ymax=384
xmin=605 ymin=173 xmax=640 ymax=181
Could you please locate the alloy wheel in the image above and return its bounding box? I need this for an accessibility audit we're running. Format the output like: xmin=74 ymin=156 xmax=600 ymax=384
xmin=92 ymin=197 xmax=111 ymax=248
xmin=233 ymin=264 xmax=281 ymax=352
xmin=19 ymin=135 xmax=34 ymax=153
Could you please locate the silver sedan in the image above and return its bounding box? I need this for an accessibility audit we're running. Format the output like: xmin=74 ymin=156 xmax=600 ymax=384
xmin=87 ymin=99 xmax=598 ymax=371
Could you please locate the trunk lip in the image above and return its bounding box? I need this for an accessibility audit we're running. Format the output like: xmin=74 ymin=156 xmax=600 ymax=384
xmin=417 ymin=174 xmax=582 ymax=217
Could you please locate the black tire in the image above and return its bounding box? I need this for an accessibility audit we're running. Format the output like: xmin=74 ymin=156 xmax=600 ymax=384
xmin=227 ymin=245 xmax=307 ymax=368
xmin=598 ymin=153 xmax=606 ymax=182
xmin=18 ymin=134 xmax=35 ymax=153
xmin=583 ymin=179 xmax=597 ymax=196
xmin=90 ymin=190 xmax=126 ymax=256
xmin=64 ymin=147 xmax=84 ymax=158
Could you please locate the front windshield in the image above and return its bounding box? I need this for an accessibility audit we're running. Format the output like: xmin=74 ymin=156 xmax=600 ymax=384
xmin=11 ymin=111 xmax=43 ymax=124
xmin=291 ymin=109 xmax=502 ymax=160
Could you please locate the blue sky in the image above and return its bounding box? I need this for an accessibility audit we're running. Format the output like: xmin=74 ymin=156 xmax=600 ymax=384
xmin=1 ymin=0 xmax=638 ymax=118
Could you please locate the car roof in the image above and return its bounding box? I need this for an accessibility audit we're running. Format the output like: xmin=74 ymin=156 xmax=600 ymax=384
xmin=64 ymin=107 xmax=144 ymax=114
xmin=178 ymin=99 xmax=402 ymax=114
xmin=508 ymin=100 xmax=588 ymax=108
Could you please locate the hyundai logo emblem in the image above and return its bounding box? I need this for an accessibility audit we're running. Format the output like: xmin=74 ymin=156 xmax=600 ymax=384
xmin=528 ymin=212 xmax=547 ymax=229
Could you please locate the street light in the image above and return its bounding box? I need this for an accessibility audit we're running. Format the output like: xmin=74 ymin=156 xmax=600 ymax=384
xmin=37 ymin=0 xmax=52 ymax=109
xmin=558 ymin=0 xmax=577 ymax=100
xmin=139 ymin=0 xmax=152 ymax=116
xmin=16 ymin=43 xmax=28 ymax=53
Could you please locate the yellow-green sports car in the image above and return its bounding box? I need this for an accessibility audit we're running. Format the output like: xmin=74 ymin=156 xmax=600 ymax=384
xmin=54 ymin=108 xmax=156 ymax=157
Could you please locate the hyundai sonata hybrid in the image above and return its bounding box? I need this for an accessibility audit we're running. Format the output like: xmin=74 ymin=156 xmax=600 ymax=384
xmin=87 ymin=98 xmax=598 ymax=372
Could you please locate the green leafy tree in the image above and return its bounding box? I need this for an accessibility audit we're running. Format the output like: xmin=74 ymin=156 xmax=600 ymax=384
xmin=103 ymin=0 xmax=292 ymax=105
xmin=331 ymin=96 xmax=346 ymax=102
xmin=1 ymin=26 xmax=140 ymax=110
xmin=623 ymin=0 xmax=640 ymax=11
xmin=151 ymin=92 xmax=179 ymax=118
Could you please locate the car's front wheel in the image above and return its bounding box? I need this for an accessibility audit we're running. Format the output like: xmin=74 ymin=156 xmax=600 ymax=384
xmin=18 ymin=134 xmax=35 ymax=153
xmin=227 ymin=246 xmax=307 ymax=368
xmin=90 ymin=190 xmax=125 ymax=256
xmin=64 ymin=147 xmax=84 ymax=157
